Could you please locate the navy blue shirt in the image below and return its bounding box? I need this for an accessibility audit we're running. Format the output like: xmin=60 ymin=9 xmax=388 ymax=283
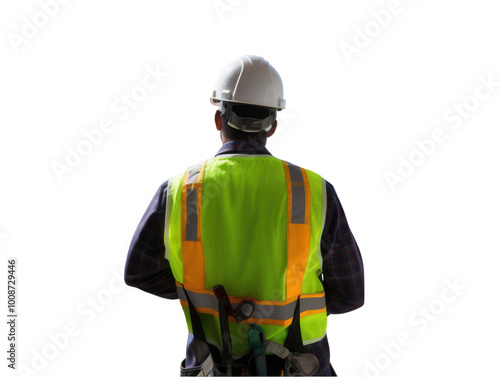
xmin=124 ymin=141 xmax=364 ymax=375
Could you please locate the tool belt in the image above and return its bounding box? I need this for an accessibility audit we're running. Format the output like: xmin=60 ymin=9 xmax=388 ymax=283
xmin=179 ymin=285 xmax=321 ymax=376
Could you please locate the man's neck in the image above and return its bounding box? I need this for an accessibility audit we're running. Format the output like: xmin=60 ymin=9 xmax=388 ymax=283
xmin=215 ymin=140 xmax=271 ymax=157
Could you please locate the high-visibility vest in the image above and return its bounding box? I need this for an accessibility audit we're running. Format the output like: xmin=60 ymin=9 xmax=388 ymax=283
xmin=164 ymin=154 xmax=328 ymax=357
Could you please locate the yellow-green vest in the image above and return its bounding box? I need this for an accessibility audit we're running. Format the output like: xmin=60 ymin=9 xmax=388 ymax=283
xmin=164 ymin=154 xmax=328 ymax=357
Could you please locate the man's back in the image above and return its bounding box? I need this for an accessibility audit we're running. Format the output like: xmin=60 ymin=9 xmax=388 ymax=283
xmin=125 ymin=55 xmax=364 ymax=376
xmin=166 ymin=152 xmax=328 ymax=356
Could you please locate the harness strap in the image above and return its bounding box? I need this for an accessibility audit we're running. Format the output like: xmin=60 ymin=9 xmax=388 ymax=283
xmin=183 ymin=287 xmax=217 ymax=376
xmin=248 ymin=325 xmax=268 ymax=376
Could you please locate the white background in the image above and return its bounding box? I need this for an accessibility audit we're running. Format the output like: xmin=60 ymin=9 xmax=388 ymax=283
xmin=1 ymin=0 xmax=499 ymax=376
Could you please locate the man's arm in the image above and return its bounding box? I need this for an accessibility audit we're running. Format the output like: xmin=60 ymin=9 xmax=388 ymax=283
xmin=124 ymin=181 xmax=178 ymax=299
xmin=321 ymin=181 xmax=364 ymax=314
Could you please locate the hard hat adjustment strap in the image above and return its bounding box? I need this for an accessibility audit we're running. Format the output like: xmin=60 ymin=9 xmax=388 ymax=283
xmin=220 ymin=102 xmax=275 ymax=133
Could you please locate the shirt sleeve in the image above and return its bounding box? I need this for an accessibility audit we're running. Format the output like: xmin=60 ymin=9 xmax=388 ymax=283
xmin=321 ymin=181 xmax=364 ymax=314
xmin=124 ymin=180 xmax=178 ymax=299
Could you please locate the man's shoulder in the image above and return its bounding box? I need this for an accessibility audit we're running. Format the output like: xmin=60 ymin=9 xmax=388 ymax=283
xmin=280 ymin=159 xmax=328 ymax=181
xmin=163 ymin=156 xmax=334 ymax=189
xmin=154 ymin=171 xmax=185 ymax=200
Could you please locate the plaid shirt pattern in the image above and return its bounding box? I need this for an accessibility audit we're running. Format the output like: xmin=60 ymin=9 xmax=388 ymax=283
xmin=124 ymin=141 xmax=364 ymax=375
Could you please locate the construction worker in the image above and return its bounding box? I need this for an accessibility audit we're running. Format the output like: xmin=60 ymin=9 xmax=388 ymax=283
xmin=124 ymin=55 xmax=364 ymax=376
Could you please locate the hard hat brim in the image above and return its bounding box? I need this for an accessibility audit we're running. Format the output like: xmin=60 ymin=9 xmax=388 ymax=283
xmin=209 ymin=97 xmax=285 ymax=111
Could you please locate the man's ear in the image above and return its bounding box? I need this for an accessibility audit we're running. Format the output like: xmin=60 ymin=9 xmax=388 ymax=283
xmin=266 ymin=120 xmax=278 ymax=138
xmin=215 ymin=110 xmax=222 ymax=131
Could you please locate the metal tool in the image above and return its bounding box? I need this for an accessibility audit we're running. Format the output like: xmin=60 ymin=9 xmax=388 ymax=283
xmin=213 ymin=284 xmax=257 ymax=376
xmin=284 ymin=352 xmax=320 ymax=376
xmin=264 ymin=339 xmax=320 ymax=376
xmin=213 ymin=284 xmax=256 ymax=322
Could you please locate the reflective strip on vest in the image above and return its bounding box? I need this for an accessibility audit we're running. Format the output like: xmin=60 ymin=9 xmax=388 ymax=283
xmin=164 ymin=179 xmax=173 ymax=261
xmin=181 ymin=161 xmax=207 ymax=289
xmin=176 ymin=283 xmax=326 ymax=327
xmin=283 ymin=161 xmax=311 ymax=300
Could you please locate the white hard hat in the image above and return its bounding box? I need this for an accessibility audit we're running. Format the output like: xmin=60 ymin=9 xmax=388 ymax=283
xmin=210 ymin=55 xmax=286 ymax=110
